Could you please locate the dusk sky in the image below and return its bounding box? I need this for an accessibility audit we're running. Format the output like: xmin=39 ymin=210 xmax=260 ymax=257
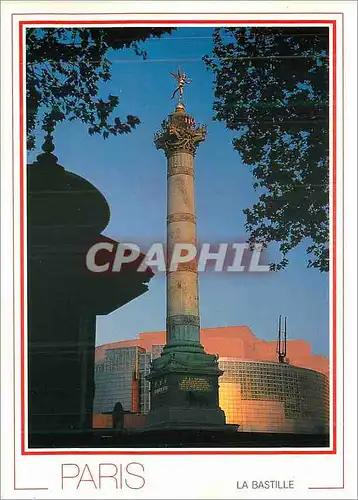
xmin=28 ymin=27 xmax=329 ymax=356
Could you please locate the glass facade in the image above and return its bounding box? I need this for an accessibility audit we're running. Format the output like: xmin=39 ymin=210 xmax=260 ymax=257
xmin=139 ymin=352 xmax=151 ymax=414
xmin=218 ymin=359 xmax=329 ymax=434
xmin=93 ymin=346 xmax=144 ymax=413
xmin=139 ymin=344 xmax=164 ymax=414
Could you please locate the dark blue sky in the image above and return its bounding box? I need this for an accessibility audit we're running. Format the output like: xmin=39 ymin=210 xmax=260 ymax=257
xmin=30 ymin=28 xmax=329 ymax=356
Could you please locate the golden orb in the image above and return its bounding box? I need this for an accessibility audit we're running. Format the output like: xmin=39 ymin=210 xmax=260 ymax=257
xmin=175 ymin=102 xmax=186 ymax=113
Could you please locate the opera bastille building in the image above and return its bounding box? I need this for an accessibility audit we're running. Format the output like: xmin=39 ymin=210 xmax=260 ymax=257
xmin=93 ymin=326 xmax=329 ymax=434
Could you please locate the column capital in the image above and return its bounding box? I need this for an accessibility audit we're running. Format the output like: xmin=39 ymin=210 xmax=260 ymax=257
xmin=154 ymin=109 xmax=206 ymax=157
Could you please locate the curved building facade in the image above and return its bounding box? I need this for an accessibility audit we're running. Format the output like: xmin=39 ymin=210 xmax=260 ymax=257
xmin=218 ymin=359 xmax=329 ymax=434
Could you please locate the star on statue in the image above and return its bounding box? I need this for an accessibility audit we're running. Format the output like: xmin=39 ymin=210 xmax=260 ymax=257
xmin=170 ymin=67 xmax=192 ymax=103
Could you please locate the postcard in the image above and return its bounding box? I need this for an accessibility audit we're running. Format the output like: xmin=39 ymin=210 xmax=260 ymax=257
xmin=0 ymin=1 xmax=357 ymax=498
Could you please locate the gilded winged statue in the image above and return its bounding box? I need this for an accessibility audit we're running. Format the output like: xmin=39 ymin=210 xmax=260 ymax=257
xmin=170 ymin=67 xmax=192 ymax=102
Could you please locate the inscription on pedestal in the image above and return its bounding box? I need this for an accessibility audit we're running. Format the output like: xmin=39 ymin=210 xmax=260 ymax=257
xmin=152 ymin=377 xmax=168 ymax=395
xmin=179 ymin=376 xmax=212 ymax=392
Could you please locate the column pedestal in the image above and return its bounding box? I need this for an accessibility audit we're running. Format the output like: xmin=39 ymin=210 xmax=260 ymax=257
xmin=146 ymin=343 xmax=227 ymax=429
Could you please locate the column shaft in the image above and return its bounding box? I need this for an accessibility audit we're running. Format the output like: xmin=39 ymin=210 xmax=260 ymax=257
xmin=166 ymin=151 xmax=200 ymax=345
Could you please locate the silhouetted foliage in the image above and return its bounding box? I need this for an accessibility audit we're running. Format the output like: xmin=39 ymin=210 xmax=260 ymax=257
xmin=26 ymin=27 xmax=173 ymax=150
xmin=205 ymin=27 xmax=329 ymax=271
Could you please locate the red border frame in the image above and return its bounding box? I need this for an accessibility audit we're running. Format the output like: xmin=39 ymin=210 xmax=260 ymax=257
xmin=17 ymin=18 xmax=338 ymax=457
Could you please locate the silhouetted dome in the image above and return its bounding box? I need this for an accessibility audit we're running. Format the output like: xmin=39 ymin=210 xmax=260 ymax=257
xmin=28 ymin=151 xmax=110 ymax=242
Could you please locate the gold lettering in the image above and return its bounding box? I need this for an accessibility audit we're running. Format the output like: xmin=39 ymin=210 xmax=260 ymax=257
xmin=179 ymin=377 xmax=212 ymax=392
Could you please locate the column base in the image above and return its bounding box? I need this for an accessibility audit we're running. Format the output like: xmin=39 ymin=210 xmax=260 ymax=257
xmin=145 ymin=407 xmax=229 ymax=430
xmin=146 ymin=346 xmax=228 ymax=429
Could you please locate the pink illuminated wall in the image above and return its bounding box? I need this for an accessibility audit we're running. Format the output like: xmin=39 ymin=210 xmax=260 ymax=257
xmin=95 ymin=325 xmax=329 ymax=377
